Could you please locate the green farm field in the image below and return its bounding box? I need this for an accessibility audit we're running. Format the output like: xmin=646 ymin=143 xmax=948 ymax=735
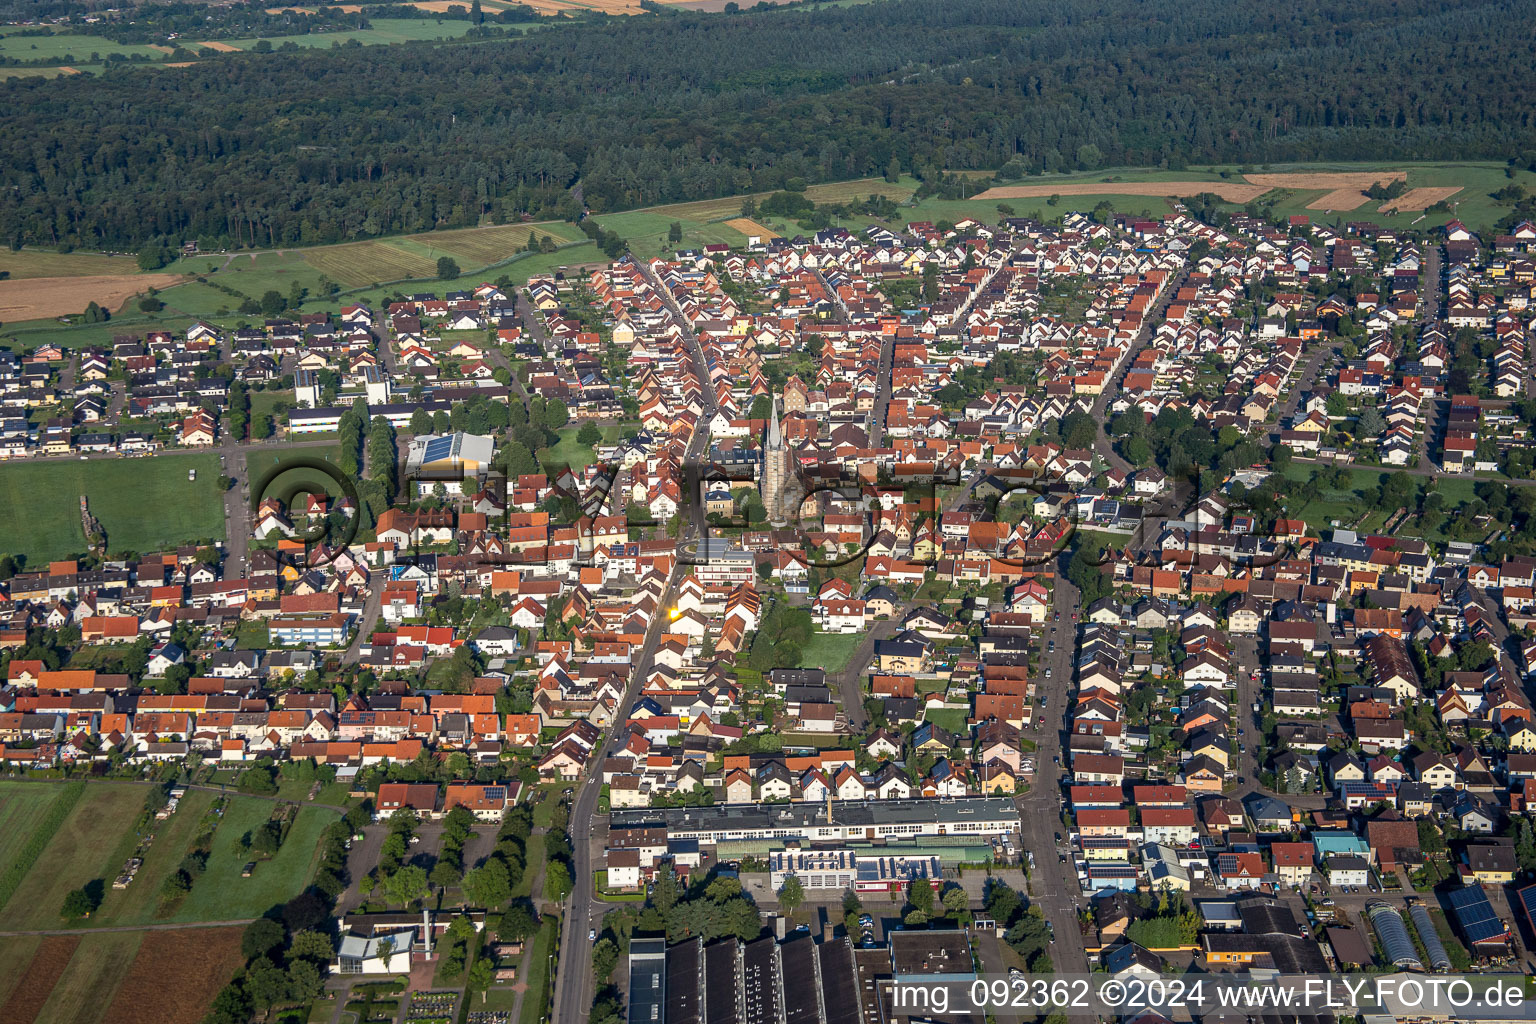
xmin=406 ymin=220 xmax=577 ymax=268
xmin=304 ymin=239 xmax=439 ymax=287
xmin=0 ymin=782 xmax=75 ymax=892
xmin=648 ymin=175 xmax=915 ymax=221
xmin=0 ymin=452 xmax=224 ymax=563
xmin=0 ymin=249 xmax=146 ymax=280
xmin=203 ymin=17 xmax=539 ymax=50
xmin=0 ymin=19 xmax=543 ymax=78
xmin=0 ymin=782 xmax=144 ymax=931
xmin=0 ymin=27 xmax=166 ymax=63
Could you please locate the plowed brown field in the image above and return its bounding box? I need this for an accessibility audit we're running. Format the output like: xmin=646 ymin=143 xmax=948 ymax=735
xmin=0 ymin=273 xmax=184 ymax=322
xmin=0 ymin=936 xmax=81 ymax=1024
xmin=100 ymin=928 xmax=245 ymax=1024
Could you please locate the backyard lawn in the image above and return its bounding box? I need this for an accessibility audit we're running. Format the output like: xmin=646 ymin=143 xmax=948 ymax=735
xmin=797 ymin=631 xmax=863 ymax=674
xmin=0 ymin=452 xmax=224 ymax=562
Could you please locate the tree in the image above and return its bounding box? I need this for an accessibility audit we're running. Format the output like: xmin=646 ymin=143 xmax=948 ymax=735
xmin=242 ymin=917 xmax=286 ymax=961
xmin=60 ymin=887 xmax=96 ymax=920
xmin=777 ymin=875 xmax=805 ymax=915
xmin=383 ymin=865 xmax=429 ymax=908
xmin=468 ymin=954 xmax=494 ymax=995
xmin=462 ymin=859 xmax=513 ymax=907
xmin=544 ymin=860 xmax=573 ymax=903
xmin=1357 ymin=406 xmax=1385 ymax=438
xmin=543 ymin=398 xmax=569 ymax=430
xmin=437 ymin=256 xmax=461 ymax=280
xmin=577 ymin=421 xmax=603 ymax=446
xmin=288 ymin=958 xmax=324 ymax=1002
xmin=499 ymin=903 xmax=540 ymax=942
xmin=906 ymin=878 xmax=934 ymax=917
xmin=941 ymin=886 xmax=969 ymax=919
xmin=668 ymin=221 xmax=683 ymax=242
xmin=289 ymin=929 xmax=335 ymax=964
xmin=246 ymin=957 xmax=290 ymax=1011
xmin=410 ymin=408 xmax=433 ymax=434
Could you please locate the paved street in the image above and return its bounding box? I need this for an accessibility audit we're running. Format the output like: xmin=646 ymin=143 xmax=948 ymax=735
xmin=549 ymin=254 xmax=719 ymax=1024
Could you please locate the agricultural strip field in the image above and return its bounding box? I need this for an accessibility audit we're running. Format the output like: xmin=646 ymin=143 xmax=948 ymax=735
xmin=1307 ymin=188 xmax=1371 ymax=211
xmin=406 ymin=220 xmax=576 ymax=268
xmin=723 ymin=217 xmax=777 ymax=238
xmin=0 ymin=935 xmax=43 ymax=1008
xmin=1380 ymin=187 xmax=1463 ymax=212
xmin=975 ymin=182 xmax=1269 ymax=202
xmin=303 ymin=239 xmax=440 ymax=287
xmin=0 ymin=452 xmax=224 ymax=564
xmin=0 ymin=273 xmax=185 ymax=321
xmin=0 ymin=782 xmax=143 ymax=931
xmin=33 ymin=932 xmax=144 ymax=1024
xmin=100 ymin=927 xmax=246 ymax=1024
xmin=1241 ymin=170 xmax=1406 ymax=189
xmin=648 ymin=176 xmax=915 ymax=221
xmin=1 ymin=935 xmax=83 ymax=1024
xmin=0 ymin=781 xmax=84 ymax=909
xmin=165 ymin=798 xmax=340 ymax=922
xmin=0 ymin=250 xmax=145 ymax=280
xmin=0 ymin=28 xmax=166 ymax=62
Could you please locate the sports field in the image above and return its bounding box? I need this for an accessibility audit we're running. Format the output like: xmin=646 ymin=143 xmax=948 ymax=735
xmin=0 ymin=452 xmax=225 ymax=563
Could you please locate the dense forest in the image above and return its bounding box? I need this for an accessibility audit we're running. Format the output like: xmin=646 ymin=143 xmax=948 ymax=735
xmin=3 ymin=0 xmax=1535 ymax=250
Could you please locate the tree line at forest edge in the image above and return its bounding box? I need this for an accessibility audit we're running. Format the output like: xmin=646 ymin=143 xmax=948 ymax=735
xmin=4 ymin=0 xmax=1536 ymax=251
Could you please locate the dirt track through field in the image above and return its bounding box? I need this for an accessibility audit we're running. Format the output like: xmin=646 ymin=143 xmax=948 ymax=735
xmin=1242 ymin=170 xmax=1407 ymax=189
xmin=0 ymin=274 xmax=185 ymax=321
xmin=1 ymin=936 xmax=81 ymax=1024
xmin=1379 ymin=186 xmax=1462 ymax=212
xmin=973 ymin=182 xmax=1270 ymax=202
xmin=1306 ymin=188 xmax=1371 ymax=211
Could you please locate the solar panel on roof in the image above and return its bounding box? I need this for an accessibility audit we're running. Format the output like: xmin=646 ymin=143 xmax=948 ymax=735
xmin=422 ymin=435 xmax=456 ymax=462
xmin=1447 ymin=884 xmax=1508 ymax=943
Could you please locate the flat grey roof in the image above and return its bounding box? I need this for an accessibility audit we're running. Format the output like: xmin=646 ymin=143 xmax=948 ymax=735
xmin=611 ymin=797 xmax=1019 ymax=834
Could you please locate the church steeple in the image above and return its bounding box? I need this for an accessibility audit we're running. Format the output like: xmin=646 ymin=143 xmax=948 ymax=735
xmin=766 ymin=395 xmax=782 ymax=450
